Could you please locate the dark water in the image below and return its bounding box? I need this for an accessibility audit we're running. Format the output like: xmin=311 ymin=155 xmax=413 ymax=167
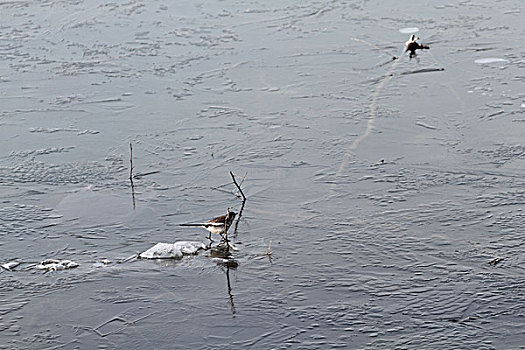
xmin=1 ymin=0 xmax=524 ymax=349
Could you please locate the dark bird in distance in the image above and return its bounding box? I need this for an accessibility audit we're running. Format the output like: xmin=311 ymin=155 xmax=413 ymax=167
xmin=404 ymin=34 xmax=430 ymax=58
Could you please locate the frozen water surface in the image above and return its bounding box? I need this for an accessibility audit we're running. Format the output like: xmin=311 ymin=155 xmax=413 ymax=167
xmin=0 ymin=0 xmax=524 ymax=348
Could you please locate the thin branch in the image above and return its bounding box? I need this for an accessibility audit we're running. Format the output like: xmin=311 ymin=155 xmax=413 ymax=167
xmin=129 ymin=143 xmax=134 ymax=182
xmin=129 ymin=143 xmax=136 ymax=210
xmin=229 ymin=171 xmax=246 ymax=201
xmin=231 ymin=171 xmax=247 ymax=236
xmin=233 ymin=199 xmax=245 ymax=236
xmin=238 ymin=171 xmax=248 ymax=187
xmin=133 ymin=170 xmax=160 ymax=179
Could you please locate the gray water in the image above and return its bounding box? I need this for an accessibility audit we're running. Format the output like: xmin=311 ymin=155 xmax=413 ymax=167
xmin=1 ymin=0 xmax=524 ymax=349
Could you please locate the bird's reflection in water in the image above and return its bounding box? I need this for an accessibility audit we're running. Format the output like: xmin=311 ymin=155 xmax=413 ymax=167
xmin=210 ymin=245 xmax=238 ymax=316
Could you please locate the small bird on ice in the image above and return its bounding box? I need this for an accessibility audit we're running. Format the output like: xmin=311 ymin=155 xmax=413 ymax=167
xmin=404 ymin=34 xmax=430 ymax=58
xmin=180 ymin=209 xmax=237 ymax=240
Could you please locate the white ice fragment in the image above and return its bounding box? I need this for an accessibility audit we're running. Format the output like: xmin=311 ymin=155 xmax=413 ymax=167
xmin=37 ymin=259 xmax=79 ymax=271
xmin=1 ymin=261 xmax=21 ymax=271
xmin=399 ymin=27 xmax=419 ymax=34
xmin=474 ymin=58 xmax=508 ymax=64
xmin=415 ymin=121 xmax=437 ymax=130
xmin=77 ymin=129 xmax=100 ymax=135
xmin=521 ymin=103 xmax=525 ymax=109
xmin=139 ymin=241 xmax=206 ymax=259
xmin=93 ymin=259 xmax=111 ymax=268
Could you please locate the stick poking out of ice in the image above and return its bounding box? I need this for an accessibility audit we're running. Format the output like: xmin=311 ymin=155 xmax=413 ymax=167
xmin=139 ymin=241 xmax=207 ymax=259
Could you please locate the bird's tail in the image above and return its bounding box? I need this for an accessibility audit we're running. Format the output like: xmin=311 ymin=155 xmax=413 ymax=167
xmin=180 ymin=223 xmax=223 ymax=227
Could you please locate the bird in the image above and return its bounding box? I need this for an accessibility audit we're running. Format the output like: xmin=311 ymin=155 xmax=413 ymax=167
xmin=404 ymin=34 xmax=430 ymax=58
xmin=180 ymin=209 xmax=237 ymax=240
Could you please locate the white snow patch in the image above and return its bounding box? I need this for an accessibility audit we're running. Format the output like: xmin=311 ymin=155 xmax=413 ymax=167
xmin=1 ymin=261 xmax=21 ymax=271
xmin=139 ymin=241 xmax=206 ymax=259
xmin=37 ymin=259 xmax=79 ymax=271
xmin=474 ymin=58 xmax=508 ymax=64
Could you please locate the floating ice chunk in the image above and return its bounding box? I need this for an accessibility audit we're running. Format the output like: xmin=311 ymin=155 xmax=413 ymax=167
xmin=37 ymin=259 xmax=79 ymax=271
xmin=1 ymin=261 xmax=21 ymax=271
xmin=521 ymin=103 xmax=525 ymax=109
xmin=399 ymin=27 xmax=419 ymax=34
xmin=139 ymin=241 xmax=206 ymax=259
xmin=474 ymin=58 xmax=508 ymax=64
xmin=77 ymin=129 xmax=100 ymax=135
xmin=92 ymin=259 xmax=112 ymax=268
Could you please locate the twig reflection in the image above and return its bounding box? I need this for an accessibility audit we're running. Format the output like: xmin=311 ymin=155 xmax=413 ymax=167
xmin=211 ymin=246 xmax=238 ymax=316
xmin=224 ymin=265 xmax=235 ymax=315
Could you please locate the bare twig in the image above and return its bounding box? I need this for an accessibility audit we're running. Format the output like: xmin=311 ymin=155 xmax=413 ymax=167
xmin=229 ymin=171 xmax=246 ymax=201
xmin=230 ymin=171 xmax=247 ymax=236
xmin=133 ymin=170 xmax=160 ymax=179
xmin=233 ymin=199 xmax=245 ymax=236
xmin=129 ymin=143 xmax=134 ymax=181
xmin=129 ymin=143 xmax=136 ymax=209
xmin=266 ymin=240 xmax=273 ymax=263
xmin=238 ymin=171 xmax=248 ymax=187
